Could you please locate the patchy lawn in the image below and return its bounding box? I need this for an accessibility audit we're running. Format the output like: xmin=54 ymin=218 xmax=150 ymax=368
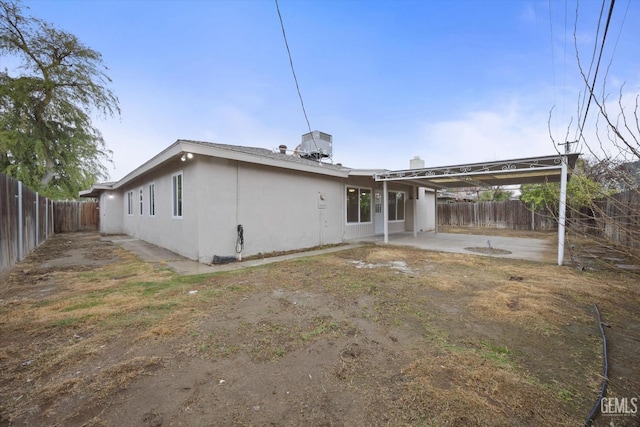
xmin=0 ymin=232 xmax=638 ymax=426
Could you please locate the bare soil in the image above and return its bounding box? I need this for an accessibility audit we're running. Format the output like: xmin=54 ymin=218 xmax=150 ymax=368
xmin=1 ymin=232 xmax=639 ymax=426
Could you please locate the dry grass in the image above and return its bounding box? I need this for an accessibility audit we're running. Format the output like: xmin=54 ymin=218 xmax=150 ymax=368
xmin=1 ymin=233 xmax=639 ymax=426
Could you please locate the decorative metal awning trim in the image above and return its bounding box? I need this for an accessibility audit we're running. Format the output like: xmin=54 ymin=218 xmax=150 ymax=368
xmin=374 ymin=153 xmax=579 ymax=189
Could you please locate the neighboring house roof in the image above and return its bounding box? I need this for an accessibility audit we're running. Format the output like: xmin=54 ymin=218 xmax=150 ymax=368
xmin=80 ymin=139 xmax=381 ymax=198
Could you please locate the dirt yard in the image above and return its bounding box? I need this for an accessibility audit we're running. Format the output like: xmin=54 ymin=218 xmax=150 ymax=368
xmin=1 ymin=232 xmax=639 ymax=426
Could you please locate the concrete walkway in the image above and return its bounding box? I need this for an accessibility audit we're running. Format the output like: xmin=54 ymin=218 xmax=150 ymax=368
xmin=105 ymin=231 xmax=558 ymax=276
xmin=103 ymin=236 xmax=363 ymax=276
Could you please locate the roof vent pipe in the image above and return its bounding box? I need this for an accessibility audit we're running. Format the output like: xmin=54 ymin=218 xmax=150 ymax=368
xmin=278 ymin=144 xmax=287 ymax=154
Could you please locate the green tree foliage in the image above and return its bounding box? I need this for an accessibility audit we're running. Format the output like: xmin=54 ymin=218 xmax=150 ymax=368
xmin=478 ymin=187 xmax=513 ymax=202
xmin=519 ymin=161 xmax=613 ymax=211
xmin=0 ymin=0 xmax=119 ymax=198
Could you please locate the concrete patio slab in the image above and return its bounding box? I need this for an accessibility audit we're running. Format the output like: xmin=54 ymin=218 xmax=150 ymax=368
xmin=353 ymin=231 xmax=560 ymax=264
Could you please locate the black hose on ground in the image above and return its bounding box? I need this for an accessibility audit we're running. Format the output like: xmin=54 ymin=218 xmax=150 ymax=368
xmin=584 ymin=303 xmax=609 ymax=426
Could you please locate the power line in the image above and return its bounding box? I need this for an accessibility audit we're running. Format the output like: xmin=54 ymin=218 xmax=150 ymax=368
xmin=576 ymin=0 xmax=616 ymax=139
xmin=548 ymin=0 xmax=557 ymax=108
xmin=274 ymin=0 xmax=319 ymax=153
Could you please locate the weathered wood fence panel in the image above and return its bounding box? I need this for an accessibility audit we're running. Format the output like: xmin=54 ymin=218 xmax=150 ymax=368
xmin=438 ymin=200 xmax=557 ymax=231
xmin=53 ymin=201 xmax=99 ymax=232
xmin=0 ymin=172 xmax=99 ymax=274
xmin=604 ymin=190 xmax=640 ymax=250
xmin=0 ymin=174 xmax=19 ymax=272
xmin=574 ymin=190 xmax=640 ymax=251
xmin=0 ymin=174 xmax=54 ymax=274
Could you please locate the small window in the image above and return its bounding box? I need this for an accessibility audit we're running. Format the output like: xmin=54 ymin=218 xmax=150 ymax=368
xmin=126 ymin=191 xmax=133 ymax=216
xmin=148 ymin=183 xmax=155 ymax=217
xmin=346 ymin=187 xmax=371 ymax=223
xmin=172 ymin=172 xmax=183 ymax=218
xmin=388 ymin=191 xmax=405 ymax=221
xmin=139 ymin=187 xmax=144 ymax=215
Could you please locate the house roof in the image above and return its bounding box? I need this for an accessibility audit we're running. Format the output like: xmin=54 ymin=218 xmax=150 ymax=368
xmin=80 ymin=139 xmax=356 ymax=197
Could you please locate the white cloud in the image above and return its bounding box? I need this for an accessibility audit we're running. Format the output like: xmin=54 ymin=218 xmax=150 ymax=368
xmin=413 ymin=103 xmax=559 ymax=168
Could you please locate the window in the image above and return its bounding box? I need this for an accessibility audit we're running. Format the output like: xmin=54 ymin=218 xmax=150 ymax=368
xmin=126 ymin=191 xmax=133 ymax=216
xmin=139 ymin=187 xmax=144 ymax=215
xmin=346 ymin=187 xmax=371 ymax=223
xmin=148 ymin=183 xmax=155 ymax=217
xmin=172 ymin=172 xmax=183 ymax=218
xmin=388 ymin=191 xmax=405 ymax=221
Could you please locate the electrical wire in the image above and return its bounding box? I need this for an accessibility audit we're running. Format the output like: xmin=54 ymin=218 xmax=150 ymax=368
xmin=577 ymin=0 xmax=616 ymax=141
xmin=274 ymin=0 xmax=319 ymax=154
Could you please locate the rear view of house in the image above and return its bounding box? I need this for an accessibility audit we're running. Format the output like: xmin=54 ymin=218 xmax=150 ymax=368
xmin=81 ymin=132 xmax=435 ymax=264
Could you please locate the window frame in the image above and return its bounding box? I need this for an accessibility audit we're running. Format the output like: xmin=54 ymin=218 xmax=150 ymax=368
xmin=172 ymin=171 xmax=183 ymax=219
xmin=388 ymin=191 xmax=406 ymax=222
xmin=139 ymin=187 xmax=144 ymax=215
xmin=148 ymin=183 xmax=155 ymax=217
xmin=346 ymin=186 xmax=372 ymax=224
xmin=126 ymin=191 xmax=134 ymax=216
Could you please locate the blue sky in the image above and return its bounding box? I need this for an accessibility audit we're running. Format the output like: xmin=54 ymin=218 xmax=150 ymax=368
xmin=16 ymin=0 xmax=640 ymax=181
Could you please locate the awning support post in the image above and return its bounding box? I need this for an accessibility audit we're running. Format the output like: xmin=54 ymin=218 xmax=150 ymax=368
xmin=557 ymin=155 xmax=568 ymax=266
xmin=383 ymin=181 xmax=388 ymax=243
xmin=413 ymin=185 xmax=418 ymax=238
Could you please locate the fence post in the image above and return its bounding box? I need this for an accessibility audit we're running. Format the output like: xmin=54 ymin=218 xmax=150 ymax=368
xmin=35 ymin=192 xmax=39 ymax=246
xmin=473 ymin=202 xmax=478 ymax=227
xmin=531 ymin=202 xmax=535 ymax=231
xmin=45 ymin=198 xmax=48 ymax=239
xmin=17 ymin=181 xmax=23 ymax=261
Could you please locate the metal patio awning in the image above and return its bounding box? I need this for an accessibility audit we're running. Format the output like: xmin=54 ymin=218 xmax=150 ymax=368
xmin=374 ymin=153 xmax=580 ymax=189
xmin=373 ymin=153 xmax=581 ymax=266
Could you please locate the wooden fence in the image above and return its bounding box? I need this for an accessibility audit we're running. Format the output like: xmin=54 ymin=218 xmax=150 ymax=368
xmin=437 ymin=200 xmax=557 ymax=230
xmin=0 ymin=174 xmax=54 ymax=273
xmin=54 ymin=201 xmax=99 ymax=232
xmin=574 ymin=190 xmax=640 ymax=250
xmin=1 ymin=173 xmax=99 ymax=274
xmin=439 ymin=193 xmax=640 ymax=251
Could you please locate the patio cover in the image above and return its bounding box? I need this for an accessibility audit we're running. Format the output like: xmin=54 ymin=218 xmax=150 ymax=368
xmin=374 ymin=153 xmax=580 ymax=265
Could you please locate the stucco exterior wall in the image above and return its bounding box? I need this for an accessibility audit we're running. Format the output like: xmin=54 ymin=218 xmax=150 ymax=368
xmin=194 ymin=157 xmax=345 ymax=262
xmin=405 ymin=187 xmax=436 ymax=232
xmin=119 ymin=159 xmax=200 ymax=260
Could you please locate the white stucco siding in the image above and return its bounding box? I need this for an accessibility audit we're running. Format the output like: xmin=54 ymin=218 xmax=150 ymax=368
xmin=195 ymin=157 xmax=239 ymax=263
xmin=194 ymin=158 xmax=345 ymax=261
xmin=236 ymin=162 xmax=342 ymax=257
xmin=422 ymin=189 xmax=436 ymax=231
xmin=120 ymin=161 xmax=200 ymax=260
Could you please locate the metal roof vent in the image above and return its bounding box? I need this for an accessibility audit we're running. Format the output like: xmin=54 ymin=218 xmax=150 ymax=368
xmin=297 ymin=131 xmax=332 ymax=161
